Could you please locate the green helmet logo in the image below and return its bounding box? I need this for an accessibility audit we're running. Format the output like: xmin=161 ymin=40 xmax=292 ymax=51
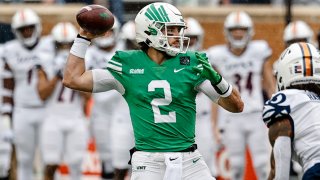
xmin=145 ymin=4 xmax=170 ymax=22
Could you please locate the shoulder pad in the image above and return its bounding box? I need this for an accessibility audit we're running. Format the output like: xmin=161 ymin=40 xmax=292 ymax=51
xmin=263 ymin=92 xmax=291 ymax=127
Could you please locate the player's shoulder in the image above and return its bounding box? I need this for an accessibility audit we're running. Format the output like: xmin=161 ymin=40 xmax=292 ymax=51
xmin=2 ymin=39 xmax=19 ymax=51
xmin=249 ymin=40 xmax=270 ymax=48
xmin=108 ymin=50 xmax=144 ymax=72
xmin=112 ymin=50 xmax=144 ymax=61
xmin=262 ymin=89 xmax=315 ymax=127
xmin=181 ymin=51 xmax=208 ymax=66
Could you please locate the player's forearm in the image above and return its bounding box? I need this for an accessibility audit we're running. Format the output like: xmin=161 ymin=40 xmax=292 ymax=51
xmin=218 ymin=87 xmax=243 ymax=113
xmin=63 ymin=53 xmax=93 ymax=92
xmin=37 ymin=70 xmax=60 ymax=101
xmin=2 ymin=75 xmax=14 ymax=117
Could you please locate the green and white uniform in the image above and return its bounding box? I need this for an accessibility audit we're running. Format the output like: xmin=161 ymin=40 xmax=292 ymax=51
xmin=107 ymin=50 xmax=206 ymax=152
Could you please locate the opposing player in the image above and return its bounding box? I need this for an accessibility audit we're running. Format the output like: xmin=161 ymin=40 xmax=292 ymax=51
xmin=63 ymin=2 xmax=243 ymax=180
xmin=85 ymin=17 xmax=129 ymax=180
xmin=206 ymin=11 xmax=275 ymax=180
xmin=263 ymin=42 xmax=320 ymax=180
xmin=0 ymin=44 xmax=13 ymax=180
xmin=37 ymin=22 xmax=90 ymax=180
xmin=283 ymin=20 xmax=314 ymax=47
xmin=275 ymin=19 xmax=315 ymax=179
xmin=2 ymin=8 xmax=55 ymax=180
xmin=184 ymin=17 xmax=218 ymax=177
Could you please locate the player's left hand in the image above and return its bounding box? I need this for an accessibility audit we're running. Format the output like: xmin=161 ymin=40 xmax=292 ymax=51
xmin=192 ymin=52 xmax=222 ymax=85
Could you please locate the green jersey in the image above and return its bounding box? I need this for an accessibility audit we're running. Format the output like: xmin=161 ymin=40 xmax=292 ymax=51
xmin=107 ymin=50 xmax=206 ymax=152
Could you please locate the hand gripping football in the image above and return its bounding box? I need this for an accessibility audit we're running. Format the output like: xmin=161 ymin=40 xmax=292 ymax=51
xmin=76 ymin=4 xmax=114 ymax=35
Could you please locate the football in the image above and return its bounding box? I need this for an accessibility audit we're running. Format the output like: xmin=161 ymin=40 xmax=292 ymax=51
xmin=76 ymin=4 xmax=114 ymax=35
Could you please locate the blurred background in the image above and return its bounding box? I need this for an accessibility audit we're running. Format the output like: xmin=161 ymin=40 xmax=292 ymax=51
xmin=0 ymin=0 xmax=320 ymax=64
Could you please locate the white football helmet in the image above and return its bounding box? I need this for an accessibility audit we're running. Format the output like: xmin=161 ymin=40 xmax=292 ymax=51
xmin=184 ymin=17 xmax=204 ymax=51
xmin=224 ymin=11 xmax=254 ymax=49
xmin=135 ymin=2 xmax=189 ymax=56
xmin=121 ymin=20 xmax=139 ymax=50
xmin=93 ymin=17 xmax=120 ymax=48
xmin=11 ymin=8 xmax=42 ymax=47
xmin=275 ymin=42 xmax=320 ymax=90
xmin=51 ymin=22 xmax=77 ymax=44
xmin=283 ymin=20 xmax=314 ymax=46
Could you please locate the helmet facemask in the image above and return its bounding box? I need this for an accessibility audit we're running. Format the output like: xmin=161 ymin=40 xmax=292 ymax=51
xmin=156 ymin=22 xmax=190 ymax=56
xmin=14 ymin=24 xmax=41 ymax=48
xmin=225 ymin=27 xmax=252 ymax=49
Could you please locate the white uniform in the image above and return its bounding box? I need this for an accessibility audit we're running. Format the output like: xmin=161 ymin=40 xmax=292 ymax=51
xmin=40 ymin=50 xmax=88 ymax=171
xmin=2 ymin=36 xmax=55 ymax=180
xmin=85 ymin=42 xmax=133 ymax=171
xmin=195 ymin=93 xmax=217 ymax=176
xmin=0 ymin=45 xmax=12 ymax=178
xmin=263 ymin=89 xmax=320 ymax=173
xmin=207 ymin=40 xmax=271 ymax=179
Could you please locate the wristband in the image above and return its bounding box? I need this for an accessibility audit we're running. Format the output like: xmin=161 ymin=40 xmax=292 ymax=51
xmin=77 ymin=34 xmax=91 ymax=42
xmin=211 ymin=77 xmax=232 ymax=97
xmin=70 ymin=36 xmax=91 ymax=59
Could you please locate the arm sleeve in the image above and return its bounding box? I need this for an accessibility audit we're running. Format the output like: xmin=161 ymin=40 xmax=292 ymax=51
xmin=196 ymin=80 xmax=220 ymax=103
xmin=274 ymin=136 xmax=291 ymax=180
xmin=92 ymin=69 xmax=125 ymax=94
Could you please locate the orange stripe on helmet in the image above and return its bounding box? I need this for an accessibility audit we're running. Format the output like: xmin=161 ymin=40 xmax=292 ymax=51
xmin=63 ymin=23 xmax=68 ymax=38
xmin=236 ymin=11 xmax=240 ymax=24
xmin=299 ymin=42 xmax=313 ymax=76
xmin=20 ymin=10 xmax=26 ymax=22
xmin=292 ymin=21 xmax=297 ymax=37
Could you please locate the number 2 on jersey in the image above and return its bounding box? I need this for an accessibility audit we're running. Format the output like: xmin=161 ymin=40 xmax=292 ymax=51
xmin=148 ymin=80 xmax=176 ymax=123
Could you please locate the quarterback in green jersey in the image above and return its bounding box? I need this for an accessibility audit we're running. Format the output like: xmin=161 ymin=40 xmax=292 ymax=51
xmin=63 ymin=2 xmax=243 ymax=180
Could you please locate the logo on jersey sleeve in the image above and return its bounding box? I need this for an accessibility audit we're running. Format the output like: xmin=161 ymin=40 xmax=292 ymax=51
xmin=180 ymin=56 xmax=190 ymax=65
xmin=263 ymin=93 xmax=291 ymax=127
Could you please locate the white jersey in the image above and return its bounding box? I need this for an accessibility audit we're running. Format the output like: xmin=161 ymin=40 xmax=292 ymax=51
xmin=45 ymin=51 xmax=85 ymax=119
xmin=2 ymin=36 xmax=55 ymax=107
xmin=207 ymin=40 xmax=272 ymax=113
xmin=85 ymin=45 xmax=123 ymax=115
xmin=263 ymin=89 xmax=320 ymax=172
xmin=196 ymin=93 xmax=213 ymax=138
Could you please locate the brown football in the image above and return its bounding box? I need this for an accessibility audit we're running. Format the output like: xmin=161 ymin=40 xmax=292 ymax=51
xmin=76 ymin=4 xmax=114 ymax=35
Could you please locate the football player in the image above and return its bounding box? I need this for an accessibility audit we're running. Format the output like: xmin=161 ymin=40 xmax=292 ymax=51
xmin=64 ymin=2 xmax=243 ymax=180
xmin=263 ymin=42 xmax=320 ymax=180
xmin=2 ymin=8 xmax=55 ymax=180
xmin=206 ymin=11 xmax=275 ymax=180
xmin=184 ymin=17 xmax=218 ymax=177
xmin=37 ymin=22 xmax=90 ymax=180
